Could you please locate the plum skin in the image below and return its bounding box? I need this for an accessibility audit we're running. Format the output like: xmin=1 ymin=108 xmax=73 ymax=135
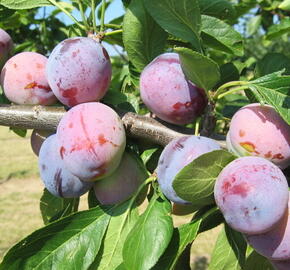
xmin=94 ymin=152 xmax=148 ymax=205
xmin=56 ymin=102 xmax=126 ymax=181
xmin=140 ymin=53 xmax=207 ymax=125
xmin=271 ymin=259 xmax=290 ymax=270
xmin=46 ymin=37 xmax=111 ymax=107
xmin=157 ymin=135 xmax=221 ymax=204
xmin=38 ymin=134 xmax=93 ymax=198
xmin=245 ymin=192 xmax=290 ymax=261
xmin=214 ymin=156 xmax=289 ymax=235
xmin=227 ymin=103 xmax=290 ymax=169
xmin=0 ymin=28 xmax=13 ymax=69
xmin=30 ymin=129 xmax=54 ymax=156
xmin=0 ymin=52 xmax=57 ymax=105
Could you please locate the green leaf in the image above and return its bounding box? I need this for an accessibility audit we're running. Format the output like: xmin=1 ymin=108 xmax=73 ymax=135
xmin=0 ymin=4 xmax=15 ymax=19
xmin=201 ymin=15 xmax=244 ymax=56
xmin=244 ymin=251 xmax=274 ymax=270
xmin=195 ymin=206 xmax=224 ymax=233
xmin=153 ymin=219 xmax=202 ymax=270
xmin=198 ymin=0 xmax=236 ymax=20
xmin=249 ymin=71 xmax=290 ymax=124
xmin=123 ymin=194 xmax=173 ymax=270
xmin=0 ymin=205 xmax=113 ymax=270
xmin=217 ymin=63 xmax=240 ymax=87
xmin=208 ymin=224 xmax=247 ymax=270
xmin=141 ymin=148 xmax=159 ymax=166
xmin=89 ymin=201 xmax=139 ymax=270
xmin=123 ymin=0 xmax=167 ymax=71
xmin=255 ymin=53 xmax=290 ymax=77
xmin=87 ymin=188 xmax=100 ymax=209
xmin=266 ymin=17 xmax=290 ymax=40
xmin=0 ymin=0 xmax=51 ymax=9
xmin=102 ymin=88 xmax=128 ymax=105
xmin=247 ymin=15 xmax=262 ymax=36
xmin=40 ymin=189 xmax=79 ymax=225
xmin=144 ymin=0 xmax=202 ymax=51
xmin=175 ymin=47 xmax=220 ymax=91
xmin=10 ymin=127 xmax=27 ymax=138
xmin=279 ymin=0 xmax=290 ymax=11
xmin=173 ymin=150 xmax=236 ymax=206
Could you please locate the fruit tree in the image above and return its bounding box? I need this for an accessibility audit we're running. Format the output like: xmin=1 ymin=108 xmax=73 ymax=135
xmin=0 ymin=0 xmax=289 ymax=269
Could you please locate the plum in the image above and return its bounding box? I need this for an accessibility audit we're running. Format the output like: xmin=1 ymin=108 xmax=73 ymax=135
xmin=38 ymin=134 xmax=93 ymax=198
xmin=94 ymin=152 xmax=148 ymax=205
xmin=56 ymin=102 xmax=126 ymax=181
xmin=245 ymin=192 xmax=290 ymax=261
xmin=30 ymin=129 xmax=54 ymax=156
xmin=140 ymin=53 xmax=207 ymax=125
xmin=0 ymin=52 xmax=57 ymax=105
xmin=227 ymin=103 xmax=290 ymax=169
xmin=46 ymin=37 xmax=111 ymax=107
xmin=271 ymin=259 xmax=290 ymax=270
xmin=214 ymin=156 xmax=289 ymax=235
xmin=0 ymin=28 xmax=13 ymax=69
xmin=157 ymin=135 xmax=221 ymax=204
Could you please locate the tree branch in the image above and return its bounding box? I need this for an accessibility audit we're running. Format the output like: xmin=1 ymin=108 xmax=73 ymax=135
xmin=0 ymin=105 xmax=226 ymax=147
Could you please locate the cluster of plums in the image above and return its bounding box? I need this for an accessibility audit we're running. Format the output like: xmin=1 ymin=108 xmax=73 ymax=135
xmin=32 ymin=102 xmax=147 ymax=204
xmin=156 ymin=102 xmax=289 ymax=269
xmin=1 ymin=27 xmax=290 ymax=269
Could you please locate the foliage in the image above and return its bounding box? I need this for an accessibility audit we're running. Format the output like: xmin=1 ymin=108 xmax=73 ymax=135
xmin=0 ymin=0 xmax=289 ymax=269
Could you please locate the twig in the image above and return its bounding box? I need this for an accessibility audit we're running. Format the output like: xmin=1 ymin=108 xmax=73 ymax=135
xmin=0 ymin=105 xmax=226 ymax=148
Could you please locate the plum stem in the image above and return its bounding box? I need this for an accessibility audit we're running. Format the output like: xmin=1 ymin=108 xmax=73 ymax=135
xmin=213 ymin=80 xmax=249 ymax=100
xmin=77 ymin=0 xmax=90 ymax=31
xmin=100 ymin=0 xmax=106 ymax=32
xmin=216 ymin=85 xmax=250 ymax=100
xmin=91 ymin=0 xmax=98 ymax=34
xmin=128 ymin=176 xmax=156 ymax=210
xmin=105 ymin=29 xmax=123 ymax=36
xmin=48 ymin=0 xmax=85 ymax=30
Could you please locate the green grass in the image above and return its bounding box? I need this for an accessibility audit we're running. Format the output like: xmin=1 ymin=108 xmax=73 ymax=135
xmin=0 ymin=126 xmax=220 ymax=268
xmin=0 ymin=127 xmax=39 ymax=181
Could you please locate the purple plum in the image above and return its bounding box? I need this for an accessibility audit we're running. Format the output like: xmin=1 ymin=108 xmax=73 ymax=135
xmin=214 ymin=156 xmax=289 ymax=234
xmin=140 ymin=53 xmax=207 ymax=125
xmin=46 ymin=37 xmax=111 ymax=107
xmin=38 ymin=134 xmax=93 ymax=198
xmin=157 ymin=135 xmax=221 ymax=204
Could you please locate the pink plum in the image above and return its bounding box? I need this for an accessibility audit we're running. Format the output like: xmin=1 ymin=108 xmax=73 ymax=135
xmin=56 ymin=102 xmax=126 ymax=181
xmin=0 ymin=52 xmax=57 ymax=105
xmin=245 ymin=193 xmax=290 ymax=261
xmin=227 ymin=103 xmax=290 ymax=169
xmin=39 ymin=134 xmax=93 ymax=198
xmin=46 ymin=37 xmax=111 ymax=107
xmin=0 ymin=28 xmax=13 ymax=69
xmin=157 ymin=135 xmax=221 ymax=204
xmin=214 ymin=156 xmax=289 ymax=234
xmin=140 ymin=53 xmax=207 ymax=125
xmin=94 ymin=152 xmax=148 ymax=205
